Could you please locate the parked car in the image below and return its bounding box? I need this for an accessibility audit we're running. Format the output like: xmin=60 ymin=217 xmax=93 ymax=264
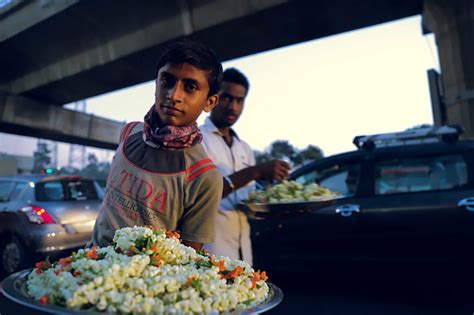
xmin=0 ymin=175 xmax=102 ymax=276
xmin=249 ymin=126 xmax=474 ymax=276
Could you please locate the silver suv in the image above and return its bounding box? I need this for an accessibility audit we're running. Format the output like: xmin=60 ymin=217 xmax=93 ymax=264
xmin=0 ymin=175 xmax=102 ymax=276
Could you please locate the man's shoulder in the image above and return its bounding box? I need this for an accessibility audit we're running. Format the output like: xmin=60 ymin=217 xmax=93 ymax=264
xmin=184 ymin=144 xmax=218 ymax=178
xmin=186 ymin=156 xmax=222 ymax=185
xmin=201 ymin=130 xmax=222 ymax=148
xmin=200 ymin=123 xmax=219 ymax=138
xmin=199 ymin=129 xmax=223 ymax=155
xmin=120 ymin=121 xmax=142 ymax=142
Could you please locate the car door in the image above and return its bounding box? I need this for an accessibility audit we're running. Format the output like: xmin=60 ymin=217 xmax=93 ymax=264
xmin=251 ymin=153 xmax=369 ymax=271
xmin=359 ymin=144 xmax=474 ymax=262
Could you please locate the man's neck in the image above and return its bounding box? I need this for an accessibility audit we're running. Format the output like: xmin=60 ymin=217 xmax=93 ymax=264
xmin=210 ymin=117 xmax=233 ymax=146
xmin=218 ymin=126 xmax=233 ymax=146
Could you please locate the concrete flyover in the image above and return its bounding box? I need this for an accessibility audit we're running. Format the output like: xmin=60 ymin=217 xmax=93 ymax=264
xmin=0 ymin=0 xmax=424 ymax=149
xmin=0 ymin=91 xmax=122 ymax=150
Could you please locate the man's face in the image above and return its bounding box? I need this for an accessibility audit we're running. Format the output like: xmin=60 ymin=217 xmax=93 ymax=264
xmin=154 ymin=63 xmax=217 ymax=127
xmin=210 ymin=81 xmax=247 ymax=128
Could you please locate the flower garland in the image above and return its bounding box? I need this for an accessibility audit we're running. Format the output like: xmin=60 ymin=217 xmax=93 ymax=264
xmin=27 ymin=226 xmax=269 ymax=314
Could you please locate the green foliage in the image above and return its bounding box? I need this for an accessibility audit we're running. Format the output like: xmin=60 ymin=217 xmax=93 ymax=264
xmin=79 ymin=153 xmax=110 ymax=183
xmin=32 ymin=142 xmax=52 ymax=173
xmin=269 ymin=140 xmax=296 ymax=160
xmin=293 ymin=145 xmax=324 ymax=166
xmin=190 ymin=278 xmax=202 ymax=290
xmin=195 ymin=259 xmax=213 ymax=269
xmin=255 ymin=150 xmax=272 ymax=165
xmin=254 ymin=141 xmax=324 ymax=168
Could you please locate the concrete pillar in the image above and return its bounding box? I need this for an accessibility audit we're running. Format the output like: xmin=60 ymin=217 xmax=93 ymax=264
xmin=423 ymin=0 xmax=474 ymax=138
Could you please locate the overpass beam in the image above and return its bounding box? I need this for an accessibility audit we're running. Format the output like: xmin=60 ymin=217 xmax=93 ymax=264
xmin=0 ymin=92 xmax=123 ymax=150
xmin=423 ymin=0 xmax=474 ymax=138
xmin=2 ymin=0 xmax=287 ymax=98
xmin=0 ymin=0 xmax=78 ymax=42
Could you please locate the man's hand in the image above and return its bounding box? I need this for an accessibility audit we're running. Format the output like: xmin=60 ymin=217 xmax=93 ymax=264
xmin=255 ymin=159 xmax=291 ymax=182
xmin=222 ymin=159 xmax=291 ymax=197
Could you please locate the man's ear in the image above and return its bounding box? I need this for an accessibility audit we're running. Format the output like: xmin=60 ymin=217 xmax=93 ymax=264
xmin=204 ymin=94 xmax=219 ymax=113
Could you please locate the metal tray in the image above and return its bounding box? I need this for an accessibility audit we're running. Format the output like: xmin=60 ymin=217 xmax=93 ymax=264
xmin=238 ymin=198 xmax=340 ymax=218
xmin=1 ymin=269 xmax=283 ymax=314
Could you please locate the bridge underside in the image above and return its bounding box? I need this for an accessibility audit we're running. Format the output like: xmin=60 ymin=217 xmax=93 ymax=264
xmin=0 ymin=91 xmax=122 ymax=150
xmin=0 ymin=0 xmax=423 ymax=148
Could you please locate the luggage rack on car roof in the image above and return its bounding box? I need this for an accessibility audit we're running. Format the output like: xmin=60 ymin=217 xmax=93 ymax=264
xmin=353 ymin=125 xmax=463 ymax=150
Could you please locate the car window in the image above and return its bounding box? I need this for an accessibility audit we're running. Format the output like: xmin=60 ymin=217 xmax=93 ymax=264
xmin=0 ymin=181 xmax=16 ymax=202
xmin=9 ymin=182 xmax=27 ymax=200
xmin=37 ymin=182 xmax=65 ymax=201
xmin=294 ymin=170 xmax=318 ymax=186
xmin=294 ymin=163 xmax=361 ymax=197
xmin=67 ymin=180 xmax=98 ymax=200
xmin=36 ymin=180 xmax=99 ymax=201
xmin=374 ymin=154 xmax=468 ymax=195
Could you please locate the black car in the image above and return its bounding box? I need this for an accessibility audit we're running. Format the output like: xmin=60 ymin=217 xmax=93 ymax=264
xmin=0 ymin=175 xmax=102 ymax=276
xmin=249 ymin=126 xmax=474 ymax=277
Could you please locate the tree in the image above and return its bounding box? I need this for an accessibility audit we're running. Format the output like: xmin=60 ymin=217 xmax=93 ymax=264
xmin=32 ymin=142 xmax=51 ymax=173
xmin=254 ymin=140 xmax=323 ymax=168
xmin=80 ymin=153 xmax=110 ymax=183
xmin=254 ymin=150 xmax=272 ymax=165
xmin=269 ymin=140 xmax=296 ymax=161
xmin=293 ymin=145 xmax=324 ymax=167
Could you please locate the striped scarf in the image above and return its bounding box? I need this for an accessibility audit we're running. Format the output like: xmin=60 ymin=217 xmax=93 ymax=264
xmin=143 ymin=105 xmax=202 ymax=149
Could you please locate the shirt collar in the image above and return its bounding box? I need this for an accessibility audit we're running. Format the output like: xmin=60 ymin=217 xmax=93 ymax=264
xmin=202 ymin=117 xmax=240 ymax=140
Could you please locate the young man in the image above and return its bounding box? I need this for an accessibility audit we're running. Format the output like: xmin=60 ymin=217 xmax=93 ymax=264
xmin=92 ymin=40 xmax=223 ymax=250
xmin=200 ymin=68 xmax=290 ymax=265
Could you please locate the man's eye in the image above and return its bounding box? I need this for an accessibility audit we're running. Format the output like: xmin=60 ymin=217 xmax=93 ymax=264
xmin=160 ymin=78 xmax=168 ymax=86
xmin=221 ymin=95 xmax=232 ymax=102
xmin=185 ymin=84 xmax=197 ymax=92
xmin=160 ymin=77 xmax=175 ymax=87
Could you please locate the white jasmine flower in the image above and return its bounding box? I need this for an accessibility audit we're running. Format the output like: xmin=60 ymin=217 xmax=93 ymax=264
xmin=26 ymin=226 xmax=270 ymax=314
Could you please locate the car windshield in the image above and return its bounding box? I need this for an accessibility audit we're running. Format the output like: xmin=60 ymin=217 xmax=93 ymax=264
xmin=36 ymin=179 xmax=99 ymax=201
xmin=294 ymin=163 xmax=361 ymax=197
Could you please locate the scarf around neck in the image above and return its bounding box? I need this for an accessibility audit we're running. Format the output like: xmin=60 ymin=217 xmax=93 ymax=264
xmin=143 ymin=105 xmax=203 ymax=149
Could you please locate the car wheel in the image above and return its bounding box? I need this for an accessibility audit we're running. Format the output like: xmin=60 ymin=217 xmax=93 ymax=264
xmin=1 ymin=238 xmax=29 ymax=275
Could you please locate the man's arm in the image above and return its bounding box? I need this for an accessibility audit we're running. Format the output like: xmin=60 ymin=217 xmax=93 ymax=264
xmin=222 ymin=160 xmax=290 ymax=197
xmin=180 ymin=167 xmax=222 ymax=248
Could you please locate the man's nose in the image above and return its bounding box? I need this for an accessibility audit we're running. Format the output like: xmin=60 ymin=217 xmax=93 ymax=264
xmin=168 ymin=83 xmax=184 ymax=102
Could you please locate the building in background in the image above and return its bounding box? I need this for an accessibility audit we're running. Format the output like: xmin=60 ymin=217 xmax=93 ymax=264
xmin=0 ymin=153 xmax=34 ymax=175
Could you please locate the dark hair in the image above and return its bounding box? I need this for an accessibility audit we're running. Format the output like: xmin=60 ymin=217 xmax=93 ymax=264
xmin=156 ymin=39 xmax=223 ymax=96
xmin=223 ymin=68 xmax=250 ymax=93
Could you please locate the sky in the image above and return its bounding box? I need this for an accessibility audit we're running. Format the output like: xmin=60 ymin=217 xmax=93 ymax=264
xmin=0 ymin=15 xmax=439 ymax=168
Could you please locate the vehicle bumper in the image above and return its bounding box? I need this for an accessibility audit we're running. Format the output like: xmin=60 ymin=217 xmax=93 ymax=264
xmin=20 ymin=222 xmax=94 ymax=257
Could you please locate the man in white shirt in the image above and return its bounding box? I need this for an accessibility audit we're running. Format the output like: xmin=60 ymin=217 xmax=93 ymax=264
xmin=200 ymin=68 xmax=290 ymax=265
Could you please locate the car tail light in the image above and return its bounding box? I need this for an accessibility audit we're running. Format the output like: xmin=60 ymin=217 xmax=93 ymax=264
xmin=21 ymin=205 xmax=56 ymax=224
